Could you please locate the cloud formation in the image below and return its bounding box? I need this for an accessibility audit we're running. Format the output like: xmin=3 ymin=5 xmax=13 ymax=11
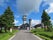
xmin=16 ymin=0 xmax=42 ymax=15
xmin=45 ymin=0 xmax=53 ymax=3
xmin=16 ymin=0 xmax=53 ymax=15
xmin=45 ymin=0 xmax=53 ymax=13
xmin=31 ymin=20 xmax=41 ymax=26
xmin=13 ymin=20 xmax=19 ymax=26
xmin=1 ymin=0 xmax=53 ymax=14
xmin=45 ymin=3 xmax=53 ymax=13
xmin=50 ymin=20 xmax=53 ymax=24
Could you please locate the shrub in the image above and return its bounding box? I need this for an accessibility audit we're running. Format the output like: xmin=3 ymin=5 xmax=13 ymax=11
xmin=31 ymin=28 xmax=53 ymax=40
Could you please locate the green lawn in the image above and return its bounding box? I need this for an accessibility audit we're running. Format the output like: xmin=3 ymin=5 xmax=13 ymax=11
xmin=0 ymin=30 xmax=18 ymax=40
xmin=31 ymin=28 xmax=53 ymax=40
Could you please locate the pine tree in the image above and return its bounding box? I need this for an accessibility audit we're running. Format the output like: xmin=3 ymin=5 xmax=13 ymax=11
xmin=0 ymin=14 xmax=7 ymax=32
xmin=4 ymin=6 xmax=14 ymax=32
xmin=0 ymin=6 xmax=14 ymax=32
xmin=0 ymin=16 xmax=3 ymax=32
xmin=4 ymin=6 xmax=14 ymax=27
xmin=41 ymin=10 xmax=51 ymax=31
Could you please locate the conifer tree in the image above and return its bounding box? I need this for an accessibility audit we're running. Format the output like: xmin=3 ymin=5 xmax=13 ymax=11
xmin=0 ymin=6 xmax=14 ymax=32
xmin=41 ymin=10 xmax=52 ymax=31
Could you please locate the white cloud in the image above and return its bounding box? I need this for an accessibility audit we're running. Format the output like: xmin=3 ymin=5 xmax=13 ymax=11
xmin=13 ymin=20 xmax=19 ymax=25
xmin=13 ymin=20 xmax=22 ymax=26
xmin=45 ymin=0 xmax=53 ymax=3
xmin=16 ymin=0 xmax=42 ymax=15
xmin=44 ymin=0 xmax=53 ymax=13
xmin=19 ymin=24 xmax=22 ymax=26
xmin=31 ymin=20 xmax=41 ymax=26
xmin=31 ymin=19 xmax=53 ymax=26
xmin=51 ymin=20 xmax=53 ymax=23
xmin=45 ymin=3 xmax=53 ymax=13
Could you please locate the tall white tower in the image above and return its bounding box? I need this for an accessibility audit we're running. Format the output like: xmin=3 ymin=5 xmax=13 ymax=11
xmin=22 ymin=15 xmax=27 ymax=24
xmin=22 ymin=15 xmax=27 ymax=29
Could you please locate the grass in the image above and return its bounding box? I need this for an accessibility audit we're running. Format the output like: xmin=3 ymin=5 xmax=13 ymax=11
xmin=0 ymin=29 xmax=18 ymax=40
xmin=31 ymin=28 xmax=53 ymax=40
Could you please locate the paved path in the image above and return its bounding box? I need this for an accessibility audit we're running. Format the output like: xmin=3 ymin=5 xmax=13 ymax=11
xmin=12 ymin=30 xmax=40 ymax=40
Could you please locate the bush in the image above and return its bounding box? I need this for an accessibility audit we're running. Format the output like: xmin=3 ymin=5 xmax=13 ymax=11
xmin=31 ymin=28 xmax=53 ymax=40
xmin=31 ymin=28 xmax=44 ymax=33
xmin=47 ymin=26 xmax=53 ymax=32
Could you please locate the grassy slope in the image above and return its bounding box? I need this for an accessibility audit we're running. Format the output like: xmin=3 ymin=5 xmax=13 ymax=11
xmin=0 ymin=30 xmax=18 ymax=40
xmin=31 ymin=28 xmax=53 ymax=40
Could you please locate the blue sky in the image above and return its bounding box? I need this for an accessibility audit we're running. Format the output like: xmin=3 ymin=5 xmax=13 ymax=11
xmin=0 ymin=0 xmax=53 ymax=26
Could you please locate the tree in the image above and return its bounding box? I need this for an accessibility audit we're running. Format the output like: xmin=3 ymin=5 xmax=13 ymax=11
xmin=4 ymin=6 xmax=14 ymax=32
xmin=0 ymin=6 xmax=14 ymax=32
xmin=41 ymin=10 xmax=51 ymax=31
xmin=0 ymin=14 xmax=7 ymax=32
xmin=0 ymin=15 xmax=3 ymax=32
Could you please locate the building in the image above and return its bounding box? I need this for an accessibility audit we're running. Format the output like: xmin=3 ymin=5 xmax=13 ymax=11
xmin=34 ymin=24 xmax=43 ymax=28
xmin=20 ymin=23 xmax=29 ymax=30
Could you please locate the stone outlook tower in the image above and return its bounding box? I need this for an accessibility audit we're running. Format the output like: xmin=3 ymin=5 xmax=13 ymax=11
xmin=22 ymin=15 xmax=32 ymax=30
xmin=22 ymin=15 xmax=27 ymax=24
xmin=29 ymin=19 xmax=32 ymax=30
xmin=22 ymin=15 xmax=27 ymax=29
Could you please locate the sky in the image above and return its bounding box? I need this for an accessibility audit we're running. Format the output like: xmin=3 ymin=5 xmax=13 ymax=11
xmin=0 ymin=0 xmax=53 ymax=26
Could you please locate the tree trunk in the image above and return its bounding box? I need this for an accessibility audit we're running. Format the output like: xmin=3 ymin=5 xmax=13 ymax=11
xmin=0 ymin=27 xmax=2 ymax=32
xmin=5 ymin=27 xmax=7 ymax=32
xmin=8 ymin=27 xmax=10 ymax=31
xmin=44 ymin=26 xmax=48 ymax=31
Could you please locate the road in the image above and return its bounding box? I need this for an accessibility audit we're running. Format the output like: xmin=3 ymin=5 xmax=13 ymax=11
xmin=12 ymin=30 xmax=41 ymax=40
